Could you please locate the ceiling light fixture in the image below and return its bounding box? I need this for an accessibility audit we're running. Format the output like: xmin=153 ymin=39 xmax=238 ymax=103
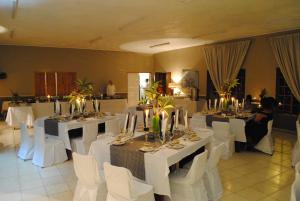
xmin=0 ymin=25 xmax=8 ymax=33
xmin=149 ymin=42 xmax=170 ymax=48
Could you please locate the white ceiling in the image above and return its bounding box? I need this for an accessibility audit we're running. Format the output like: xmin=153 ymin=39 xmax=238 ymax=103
xmin=0 ymin=0 xmax=300 ymax=54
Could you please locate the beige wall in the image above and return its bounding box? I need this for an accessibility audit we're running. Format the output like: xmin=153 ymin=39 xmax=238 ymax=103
xmin=0 ymin=45 xmax=153 ymax=96
xmin=153 ymin=45 xmax=207 ymax=96
xmin=153 ymin=35 xmax=278 ymax=98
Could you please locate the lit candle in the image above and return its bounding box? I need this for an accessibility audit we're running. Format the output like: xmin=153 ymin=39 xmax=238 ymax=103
xmin=208 ymin=99 xmax=211 ymax=110
xmin=145 ymin=109 xmax=149 ymax=128
xmin=214 ymin=99 xmax=217 ymax=110
xmin=175 ymin=109 xmax=179 ymax=128
xmin=184 ymin=110 xmax=188 ymax=129
xmin=130 ymin=115 xmax=135 ymax=133
xmin=231 ymin=97 xmax=235 ymax=104
xmin=220 ymin=98 xmax=224 ymax=109
xmin=123 ymin=113 xmax=128 ymax=132
xmin=47 ymin=95 xmax=51 ymax=102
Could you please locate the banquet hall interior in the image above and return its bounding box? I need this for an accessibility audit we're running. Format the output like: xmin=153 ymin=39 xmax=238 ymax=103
xmin=0 ymin=0 xmax=300 ymax=201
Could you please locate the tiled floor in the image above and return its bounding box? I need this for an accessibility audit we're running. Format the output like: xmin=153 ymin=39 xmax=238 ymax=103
xmin=0 ymin=124 xmax=296 ymax=201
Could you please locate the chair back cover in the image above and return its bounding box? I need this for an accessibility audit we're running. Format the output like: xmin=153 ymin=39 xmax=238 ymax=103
xmin=34 ymin=116 xmax=48 ymax=127
xmin=296 ymin=162 xmax=300 ymax=179
xmin=34 ymin=126 xmax=46 ymax=147
xmin=20 ymin=123 xmax=30 ymax=142
xmin=190 ymin=114 xmax=207 ymax=129
xmin=105 ymin=118 xmax=120 ymax=136
xmin=291 ymin=177 xmax=300 ymax=201
xmin=104 ymin=162 xmax=135 ymax=200
xmin=212 ymin=121 xmax=230 ymax=141
xmin=229 ymin=118 xmax=246 ymax=142
xmin=207 ymin=143 xmax=225 ymax=169
xmin=186 ymin=150 xmax=208 ymax=185
xmin=82 ymin=123 xmax=98 ymax=145
xmin=73 ymin=153 xmax=101 ymax=186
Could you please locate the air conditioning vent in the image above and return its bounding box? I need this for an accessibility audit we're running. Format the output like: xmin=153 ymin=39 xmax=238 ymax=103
xmin=0 ymin=72 xmax=7 ymax=79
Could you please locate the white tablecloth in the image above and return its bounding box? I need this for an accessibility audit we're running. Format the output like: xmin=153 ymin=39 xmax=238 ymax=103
xmin=51 ymin=116 xmax=120 ymax=150
xmin=89 ymin=128 xmax=213 ymax=197
xmin=5 ymin=106 xmax=34 ymax=127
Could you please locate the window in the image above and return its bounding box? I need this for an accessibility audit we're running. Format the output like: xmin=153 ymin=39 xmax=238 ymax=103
xmin=276 ymin=68 xmax=299 ymax=114
xmin=206 ymin=69 xmax=245 ymax=100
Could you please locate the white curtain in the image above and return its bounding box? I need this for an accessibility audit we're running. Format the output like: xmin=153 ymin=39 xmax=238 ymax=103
xmin=269 ymin=32 xmax=300 ymax=102
xmin=203 ymin=40 xmax=251 ymax=92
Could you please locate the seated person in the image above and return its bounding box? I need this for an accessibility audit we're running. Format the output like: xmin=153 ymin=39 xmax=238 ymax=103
xmin=245 ymin=97 xmax=275 ymax=150
xmin=244 ymin=94 xmax=253 ymax=111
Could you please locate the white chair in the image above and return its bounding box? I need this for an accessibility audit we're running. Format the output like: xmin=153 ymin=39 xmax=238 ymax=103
xmin=35 ymin=117 xmax=48 ymax=127
xmin=105 ymin=118 xmax=121 ymax=136
xmin=169 ymin=150 xmax=208 ymax=201
xmin=190 ymin=114 xmax=207 ymax=130
xmin=255 ymin=120 xmax=274 ymax=155
xmin=203 ymin=143 xmax=225 ymax=201
xmin=103 ymin=162 xmax=155 ymax=201
xmin=291 ymin=162 xmax=300 ymax=201
xmin=73 ymin=153 xmax=107 ymax=201
xmin=18 ymin=123 xmax=34 ymax=160
xmin=292 ymin=121 xmax=300 ymax=166
xmin=32 ymin=126 xmax=68 ymax=167
xmin=212 ymin=121 xmax=235 ymax=160
xmin=71 ymin=123 xmax=98 ymax=154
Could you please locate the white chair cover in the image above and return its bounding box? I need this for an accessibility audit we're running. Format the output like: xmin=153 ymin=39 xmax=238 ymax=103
xmin=291 ymin=177 xmax=300 ymax=201
xmin=35 ymin=117 xmax=48 ymax=127
xmin=255 ymin=120 xmax=274 ymax=155
xmin=73 ymin=153 xmax=107 ymax=201
xmin=169 ymin=150 xmax=208 ymax=201
xmin=103 ymin=162 xmax=155 ymax=201
xmin=292 ymin=121 xmax=300 ymax=166
xmin=71 ymin=123 xmax=98 ymax=154
xmin=32 ymin=126 xmax=68 ymax=167
xmin=212 ymin=121 xmax=235 ymax=159
xmin=204 ymin=143 xmax=225 ymax=201
xmin=229 ymin=118 xmax=246 ymax=142
xmin=18 ymin=123 xmax=34 ymax=160
xmin=190 ymin=114 xmax=207 ymax=130
xmin=105 ymin=118 xmax=121 ymax=136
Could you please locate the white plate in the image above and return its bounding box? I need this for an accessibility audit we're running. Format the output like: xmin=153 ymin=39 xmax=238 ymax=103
xmin=112 ymin=141 xmax=126 ymax=146
xmin=167 ymin=144 xmax=185 ymax=149
xmin=139 ymin=146 xmax=155 ymax=152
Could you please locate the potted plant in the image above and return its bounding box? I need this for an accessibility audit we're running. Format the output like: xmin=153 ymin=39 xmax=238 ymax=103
xmin=144 ymin=81 xmax=174 ymax=134
xmin=66 ymin=78 xmax=94 ymax=114
xmin=217 ymin=78 xmax=239 ymax=110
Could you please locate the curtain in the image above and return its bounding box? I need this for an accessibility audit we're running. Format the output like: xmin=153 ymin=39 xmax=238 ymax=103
xmin=270 ymin=32 xmax=300 ymax=102
xmin=203 ymin=40 xmax=251 ymax=93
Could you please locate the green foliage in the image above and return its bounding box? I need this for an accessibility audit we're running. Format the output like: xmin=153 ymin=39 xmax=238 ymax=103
xmin=66 ymin=78 xmax=94 ymax=106
xmin=218 ymin=78 xmax=239 ymax=98
xmin=144 ymin=81 xmax=174 ymax=117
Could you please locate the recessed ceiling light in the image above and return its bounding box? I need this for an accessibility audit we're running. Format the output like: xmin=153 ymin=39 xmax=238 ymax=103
xmin=0 ymin=25 xmax=8 ymax=33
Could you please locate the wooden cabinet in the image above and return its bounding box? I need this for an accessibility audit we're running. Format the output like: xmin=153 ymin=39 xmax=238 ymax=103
xmin=34 ymin=72 xmax=77 ymax=96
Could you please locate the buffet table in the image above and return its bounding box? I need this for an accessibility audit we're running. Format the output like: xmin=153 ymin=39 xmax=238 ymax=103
xmin=5 ymin=106 xmax=34 ymax=127
xmin=89 ymin=128 xmax=213 ymax=197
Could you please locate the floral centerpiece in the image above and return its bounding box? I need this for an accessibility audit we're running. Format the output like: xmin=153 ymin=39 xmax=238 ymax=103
xmin=66 ymin=78 xmax=94 ymax=114
xmin=217 ymin=78 xmax=239 ymax=110
xmin=143 ymin=81 xmax=175 ymax=134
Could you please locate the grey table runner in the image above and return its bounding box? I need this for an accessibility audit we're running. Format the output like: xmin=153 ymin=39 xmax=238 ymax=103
xmin=110 ymin=135 xmax=146 ymax=180
xmin=44 ymin=119 xmax=59 ymax=136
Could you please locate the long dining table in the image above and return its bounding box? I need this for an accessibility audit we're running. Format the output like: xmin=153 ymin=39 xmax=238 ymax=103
xmin=44 ymin=115 xmax=124 ymax=150
xmin=89 ymin=128 xmax=213 ymax=197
